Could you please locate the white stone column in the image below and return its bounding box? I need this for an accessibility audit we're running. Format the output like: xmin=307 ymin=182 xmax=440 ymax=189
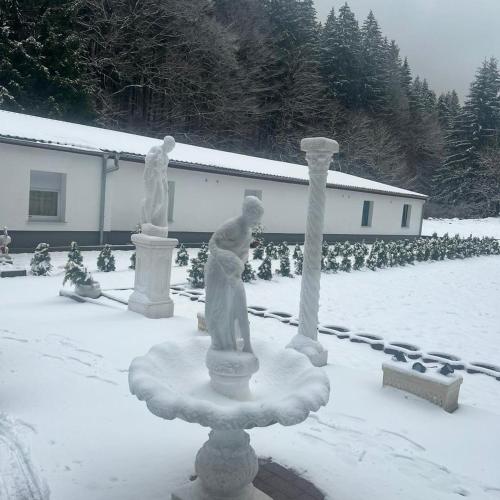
xmin=128 ymin=233 xmax=178 ymax=318
xmin=287 ymin=137 xmax=339 ymax=367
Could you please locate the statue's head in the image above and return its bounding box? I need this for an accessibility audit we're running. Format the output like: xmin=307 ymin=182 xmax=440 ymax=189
xmin=162 ymin=136 xmax=176 ymax=154
xmin=242 ymin=196 xmax=264 ymax=226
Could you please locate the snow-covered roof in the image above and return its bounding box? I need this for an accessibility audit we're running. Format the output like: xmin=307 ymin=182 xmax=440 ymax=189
xmin=0 ymin=110 xmax=426 ymax=199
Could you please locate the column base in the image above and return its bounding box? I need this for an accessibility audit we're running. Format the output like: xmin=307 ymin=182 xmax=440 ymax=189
xmin=172 ymin=481 xmax=271 ymax=500
xmin=287 ymin=334 xmax=328 ymax=367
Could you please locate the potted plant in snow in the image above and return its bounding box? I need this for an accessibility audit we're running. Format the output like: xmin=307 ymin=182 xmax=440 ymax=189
xmin=63 ymin=261 xmax=101 ymax=298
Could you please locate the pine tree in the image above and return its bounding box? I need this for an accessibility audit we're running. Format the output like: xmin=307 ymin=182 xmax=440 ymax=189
xmin=353 ymin=242 xmax=367 ymax=270
xmin=63 ymin=261 xmax=94 ymax=286
xmin=241 ymin=261 xmax=256 ymax=282
xmin=257 ymin=256 xmax=272 ymax=280
xmin=278 ymin=254 xmax=292 ymax=277
xmin=292 ymin=243 xmax=302 ymax=260
xmin=97 ymin=244 xmax=116 ymax=272
xmin=67 ymin=241 xmax=83 ymax=266
xmin=30 ymin=243 xmax=52 ymax=276
xmin=278 ymin=241 xmax=290 ymax=258
xmin=187 ymin=258 xmax=205 ymax=288
xmin=265 ymin=242 xmax=278 ymax=259
xmin=198 ymin=243 xmax=209 ymax=263
xmin=253 ymin=243 xmax=264 ymax=260
xmin=340 ymin=255 xmax=352 ymax=272
xmin=176 ymin=244 xmax=189 ymax=266
xmin=294 ymin=250 xmax=303 ymax=275
xmin=325 ymin=249 xmax=339 ymax=272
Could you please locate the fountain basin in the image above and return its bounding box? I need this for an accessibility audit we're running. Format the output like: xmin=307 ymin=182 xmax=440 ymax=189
xmin=129 ymin=336 xmax=330 ymax=430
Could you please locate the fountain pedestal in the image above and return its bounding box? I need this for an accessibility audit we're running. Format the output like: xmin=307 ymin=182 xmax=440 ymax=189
xmin=172 ymin=429 xmax=269 ymax=500
xmin=128 ymin=233 xmax=178 ymax=318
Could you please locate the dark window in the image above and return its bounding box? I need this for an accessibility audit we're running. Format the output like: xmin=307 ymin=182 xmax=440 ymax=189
xmin=401 ymin=204 xmax=411 ymax=227
xmin=361 ymin=201 xmax=373 ymax=227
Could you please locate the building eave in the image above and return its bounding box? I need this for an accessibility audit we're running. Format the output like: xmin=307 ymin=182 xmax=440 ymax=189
xmin=0 ymin=135 xmax=429 ymax=201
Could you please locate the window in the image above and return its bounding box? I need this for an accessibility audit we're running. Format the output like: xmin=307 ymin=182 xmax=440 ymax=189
xmin=361 ymin=200 xmax=373 ymax=227
xmin=29 ymin=171 xmax=66 ymax=221
xmin=168 ymin=181 xmax=175 ymax=222
xmin=401 ymin=204 xmax=412 ymax=228
xmin=244 ymin=189 xmax=262 ymax=200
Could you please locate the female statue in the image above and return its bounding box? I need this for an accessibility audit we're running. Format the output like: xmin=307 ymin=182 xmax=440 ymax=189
xmin=140 ymin=136 xmax=176 ymax=237
xmin=205 ymin=196 xmax=264 ymax=353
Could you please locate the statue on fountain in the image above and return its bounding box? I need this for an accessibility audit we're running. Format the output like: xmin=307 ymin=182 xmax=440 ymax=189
xmin=140 ymin=136 xmax=176 ymax=238
xmin=205 ymin=196 xmax=263 ymax=353
xmin=204 ymin=196 xmax=264 ymax=399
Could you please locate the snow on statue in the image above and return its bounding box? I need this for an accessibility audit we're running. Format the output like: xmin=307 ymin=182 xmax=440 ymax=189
xmin=140 ymin=136 xmax=176 ymax=237
xmin=205 ymin=196 xmax=264 ymax=353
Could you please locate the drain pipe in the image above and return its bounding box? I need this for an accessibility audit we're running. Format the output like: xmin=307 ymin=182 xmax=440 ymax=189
xmin=99 ymin=153 xmax=120 ymax=245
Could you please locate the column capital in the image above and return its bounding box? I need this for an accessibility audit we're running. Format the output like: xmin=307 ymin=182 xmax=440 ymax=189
xmin=300 ymin=137 xmax=339 ymax=155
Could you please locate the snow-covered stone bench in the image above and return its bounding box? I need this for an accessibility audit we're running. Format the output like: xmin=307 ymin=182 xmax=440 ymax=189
xmin=382 ymin=361 xmax=463 ymax=413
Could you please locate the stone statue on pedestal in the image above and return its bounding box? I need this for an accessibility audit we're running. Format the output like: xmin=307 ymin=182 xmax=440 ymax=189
xmin=205 ymin=196 xmax=264 ymax=353
xmin=140 ymin=136 xmax=176 ymax=238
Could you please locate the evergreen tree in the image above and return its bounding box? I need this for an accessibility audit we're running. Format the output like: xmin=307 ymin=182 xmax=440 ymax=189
xmin=241 ymin=261 xmax=256 ymax=282
xmin=278 ymin=241 xmax=290 ymax=258
xmin=129 ymin=252 xmax=136 ymax=269
xmin=257 ymin=256 xmax=272 ymax=280
xmin=198 ymin=243 xmax=209 ymax=263
xmin=0 ymin=0 xmax=94 ymax=119
xmin=176 ymin=244 xmax=189 ymax=266
xmin=278 ymin=254 xmax=292 ymax=277
xmin=292 ymin=243 xmax=302 ymax=260
xmin=67 ymin=241 xmax=83 ymax=266
xmin=294 ymin=250 xmax=303 ymax=275
xmin=253 ymin=242 xmax=264 ymax=260
xmin=30 ymin=243 xmax=52 ymax=276
xmin=265 ymin=242 xmax=278 ymax=259
xmin=63 ymin=261 xmax=94 ymax=286
xmin=187 ymin=257 xmax=205 ymax=288
xmin=325 ymin=249 xmax=339 ymax=272
xmin=97 ymin=244 xmax=115 ymax=272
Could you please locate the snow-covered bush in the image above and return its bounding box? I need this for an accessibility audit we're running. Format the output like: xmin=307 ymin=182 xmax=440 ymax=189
xmin=176 ymin=244 xmax=189 ymax=266
xmin=129 ymin=252 xmax=136 ymax=269
xmin=292 ymin=244 xmax=302 ymax=260
xmin=252 ymin=243 xmax=264 ymax=260
xmin=67 ymin=241 xmax=83 ymax=266
xmin=278 ymin=241 xmax=289 ymax=258
xmin=257 ymin=256 xmax=272 ymax=280
xmin=198 ymin=243 xmax=209 ymax=263
xmin=187 ymin=258 xmax=205 ymax=288
xmin=294 ymin=251 xmax=303 ymax=275
xmin=63 ymin=261 xmax=94 ymax=286
xmin=97 ymin=244 xmax=116 ymax=272
xmin=241 ymin=261 xmax=256 ymax=282
xmin=325 ymin=250 xmax=339 ymax=273
xmin=265 ymin=242 xmax=278 ymax=260
xmin=30 ymin=243 xmax=52 ymax=276
xmin=277 ymin=254 xmax=292 ymax=277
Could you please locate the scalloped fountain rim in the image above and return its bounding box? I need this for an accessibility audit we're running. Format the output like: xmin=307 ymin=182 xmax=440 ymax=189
xmin=129 ymin=337 xmax=330 ymax=430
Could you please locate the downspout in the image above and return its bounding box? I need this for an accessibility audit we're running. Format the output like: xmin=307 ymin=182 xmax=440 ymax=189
xmin=99 ymin=153 xmax=120 ymax=245
xmin=418 ymin=199 xmax=426 ymax=236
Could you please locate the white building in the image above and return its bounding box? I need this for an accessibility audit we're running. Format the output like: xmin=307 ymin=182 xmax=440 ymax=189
xmin=0 ymin=110 xmax=427 ymax=250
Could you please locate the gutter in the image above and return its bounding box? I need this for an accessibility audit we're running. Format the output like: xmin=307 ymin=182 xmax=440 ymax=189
xmin=99 ymin=153 xmax=120 ymax=245
xmin=0 ymin=135 xmax=429 ymax=201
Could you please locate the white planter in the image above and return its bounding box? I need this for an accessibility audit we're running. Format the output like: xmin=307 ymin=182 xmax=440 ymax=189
xmin=75 ymin=282 xmax=101 ymax=299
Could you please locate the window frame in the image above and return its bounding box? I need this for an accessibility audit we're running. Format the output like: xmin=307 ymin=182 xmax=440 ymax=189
xmin=28 ymin=170 xmax=66 ymax=222
xmin=401 ymin=203 xmax=412 ymax=228
xmin=361 ymin=200 xmax=374 ymax=227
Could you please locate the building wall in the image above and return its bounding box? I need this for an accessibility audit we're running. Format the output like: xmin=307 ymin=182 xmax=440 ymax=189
xmin=0 ymin=142 xmax=425 ymax=249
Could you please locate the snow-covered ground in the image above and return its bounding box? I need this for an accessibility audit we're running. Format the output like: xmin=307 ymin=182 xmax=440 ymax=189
xmin=423 ymin=217 xmax=500 ymax=239
xmin=1 ymin=246 xmax=500 ymax=500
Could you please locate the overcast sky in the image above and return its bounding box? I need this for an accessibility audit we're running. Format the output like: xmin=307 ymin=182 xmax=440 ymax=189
xmin=314 ymin=0 xmax=500 ymax=100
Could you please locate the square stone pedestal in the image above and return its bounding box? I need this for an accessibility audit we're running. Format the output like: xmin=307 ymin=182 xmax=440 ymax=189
xmin=128 ymin=233 xmax=178 ymax=319
xmin=172 ymin=480 xmax=271 ymax=500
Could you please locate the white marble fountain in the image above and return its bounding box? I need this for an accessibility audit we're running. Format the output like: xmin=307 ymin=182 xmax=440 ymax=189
xmin=129 ymin=195 xmax=331 ymax=500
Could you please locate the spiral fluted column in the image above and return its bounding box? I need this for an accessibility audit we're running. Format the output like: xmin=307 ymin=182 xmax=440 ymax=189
xmin=288 ymin=137 xmax=339 ymax=367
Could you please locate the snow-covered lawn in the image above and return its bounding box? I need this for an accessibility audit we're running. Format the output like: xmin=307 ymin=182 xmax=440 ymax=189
xmin=423 ymin=217 xmax=500 ymax=239
xmin=1 ymin=248 xmax=500 ymax=500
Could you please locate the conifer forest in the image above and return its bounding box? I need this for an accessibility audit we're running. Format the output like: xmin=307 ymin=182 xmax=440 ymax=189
xmin=1 ymin=0 xmax=499 ymax=216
